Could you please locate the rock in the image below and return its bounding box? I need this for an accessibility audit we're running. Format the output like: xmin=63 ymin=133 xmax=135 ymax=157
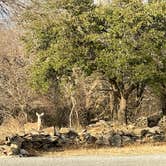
xmin=147 ymin=112 xmax=162 ymax=128
xmin=158 ymin=116 xmax=166 ymax=130
xmin=122 ymin=136 xmax=134 ymax=145
xmin=2 ymin=121 xmax=166 ymax=155
xmin=148 ymin=126 xmax=162 ymax=134
xmin=135 ymin=117 xmax=148 ymax=128
xmin=95 ymin=135 xmax=110 ymax=146
xmin=153 ymin=134 xmax=165 ymax=142
xmin=56 ymin=131 xmax=79 ymax=147
xmin=132 ymin=128 xmax=143 ymax=138
xmin=135 ymin=127 xmax=165 ymax=143
xmin=10 ymin=145 xmax=20 ymax=155
xmin=65 ymin=130 xmax=79 ymax=140
xmin=6 ymin=135 xmax=24 ymax=148
xmin=6 ymin=135 xmax=25 ymax=155
xmin=110 ymin=134 xmax=122 ymax=147
xmin=87 ymin=120 xmax=110 ymax=135
xmin=56 ymin=129 xmax=80 ymax=145
xmin=19 ymin=149 xmax=29 ymax=157
xmin=82 ymin=133 xmax=97 ymax=144
xmin=140 ymin=129 xmax=149 ymax=137
xmin=95 ymin=136 xmax=105 ymax=146
xmin=30 ymin=131 xmax=40 ymax=135
xmin=21 ymin=140 xmax=33 ymax=149
xmin=127 ymin=125 xmax=135 ymax=130
xmin=133 ymin=126 xmax=162 ymax=137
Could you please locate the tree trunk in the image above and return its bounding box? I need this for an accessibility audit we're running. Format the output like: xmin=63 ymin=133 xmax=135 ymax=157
xmin=161 ymin=93 xmax=166 ymax=115
xmin=69 ymin=96 xmax=77 ymax=128
xmin=18 ymin=106 xmax=27 ymax=125
xmin=69 ymin=106 xmax=74 ymax=128
xmin=75 ymin=109 xmax=80 ymax=129
xmin=110 ymin=91 xmax=119 ymax=122
xmin=118 ymin=95 xmax=127 ymax=125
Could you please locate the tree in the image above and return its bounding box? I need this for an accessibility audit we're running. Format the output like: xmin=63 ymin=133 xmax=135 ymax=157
xmin=21 ymin=0 xmax=106 ymax=91
xmin=21 ymin=0 xmax=107 ymax=127
xmin=0 ymin=0 xmax=27 ymax=16
xmin=147 ymin=1 xmax=166 ymax=116
xmin=0 ymin=28 xmax=39 ymax=124
xmin=22 ymin=0 xmax=166 ymax=125
xmin=96 ymin=0 xmax=166 ymax=124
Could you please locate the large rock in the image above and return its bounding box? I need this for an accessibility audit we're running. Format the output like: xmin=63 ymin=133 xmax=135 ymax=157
xmin=135 ymin=127 xmax=165 ymax=142
xmin=95 ymin=136 xmax=107 ymax=146
xmin=122 ymin=136 xmax=135 ymax=145
xmin=63 ymin=130 xmax=79 ymax=140
xmin=147 ymin=112 xmax=163 ymax=128
xmin=6 ymin=135 xmax=24 ymax=148
xmin=5 ymin=135 xmax=25 ymax=155
xmin=19 ymin=149 xmax=30 ymax=157
xmin=152 ymin=134 xmax=165 ymax=142
xmin=82 ymin=132 xmax=97 ymax=144
xmin=110 ymin=134 xmax=122 ymax=147
xmin=95 ymin=134 xmax=112 ymax=146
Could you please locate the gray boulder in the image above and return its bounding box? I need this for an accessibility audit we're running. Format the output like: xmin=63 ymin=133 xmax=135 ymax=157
xmin=19 ymin=149 xmax=30 ymax=157
xmin=95 ymin=135 xmax=110 ymax=146
xmin=147 ymin=112 xmax=163 ymax=128
xmin=153 ymin=134 xmax=165 ymax=142
xmin=110 ymin=134 xmax=122 ymax=147
xmin=82 ymin=133 xmax=97 ymax=144
xmin=122 ymin=136 xmax=134 ymax=145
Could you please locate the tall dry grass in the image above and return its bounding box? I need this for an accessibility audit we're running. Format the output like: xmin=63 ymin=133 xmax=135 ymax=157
xmin=0 ymin=117 xmax=24 ymax=140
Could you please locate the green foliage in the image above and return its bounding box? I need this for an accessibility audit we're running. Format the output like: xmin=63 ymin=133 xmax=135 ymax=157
xmin=22 ymin=0 xmax=166 ymax=95
xmin=96 ymin=0 xmax=166 ymax=95
xmin=22 ymin=0 xmax=106 ymax=91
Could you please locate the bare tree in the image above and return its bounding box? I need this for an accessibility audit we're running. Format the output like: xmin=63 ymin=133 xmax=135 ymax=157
xmin=0 ymin=0 xmax=27 ymax=16
xmin=0 ymin=28 xmax=38 ymax=124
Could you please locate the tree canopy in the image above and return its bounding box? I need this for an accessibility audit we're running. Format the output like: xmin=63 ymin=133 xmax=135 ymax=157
xmin=95 ymin=0 xmax=166 ymax=123
xmin=22 ymin=0 xmax=166 ymax=124
xmin=22 ymin=0 xmax=107 ymax=91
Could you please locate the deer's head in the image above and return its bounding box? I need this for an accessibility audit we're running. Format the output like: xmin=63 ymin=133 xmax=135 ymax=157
xmin=36 ymin=112 xmax=44 ymax=119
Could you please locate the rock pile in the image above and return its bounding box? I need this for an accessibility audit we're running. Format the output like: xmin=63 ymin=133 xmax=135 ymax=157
xmin=0 ymin=120 xmax=166 ymax=157
xmin=80 ymin=121 xmax=166 ymax=147
xmin=0 ymin=129 xmax=79 ymax=157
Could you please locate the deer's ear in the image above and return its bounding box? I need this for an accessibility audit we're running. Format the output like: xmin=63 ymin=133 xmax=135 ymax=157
xmin=41 ymin=113 xmax=44 ymax=116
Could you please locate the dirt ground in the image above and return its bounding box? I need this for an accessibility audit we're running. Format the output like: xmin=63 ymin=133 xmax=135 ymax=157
xmin=41 ymin=143 xmax=166 ymax=157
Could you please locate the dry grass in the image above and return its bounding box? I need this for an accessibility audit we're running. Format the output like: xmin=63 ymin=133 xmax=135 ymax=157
xmin=0 ymin=118 xmax=24 ymax=140
xmin=0 ymin=118 xmax=55 ymax=141
xmin=41 ymin=143 xmax=166 ymax=157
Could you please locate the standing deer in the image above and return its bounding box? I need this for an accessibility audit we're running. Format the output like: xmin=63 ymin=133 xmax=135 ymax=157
xmin=36 ymin=112 xmax=44 ymax=131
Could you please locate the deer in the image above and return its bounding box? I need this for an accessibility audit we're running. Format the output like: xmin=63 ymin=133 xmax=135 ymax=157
xmin=36 ymin=112 xmax=44 ymax=131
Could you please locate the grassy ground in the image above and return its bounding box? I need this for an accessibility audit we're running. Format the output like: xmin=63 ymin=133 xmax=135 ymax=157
xmin=41 ymin=143 xmax=166 ymax=157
